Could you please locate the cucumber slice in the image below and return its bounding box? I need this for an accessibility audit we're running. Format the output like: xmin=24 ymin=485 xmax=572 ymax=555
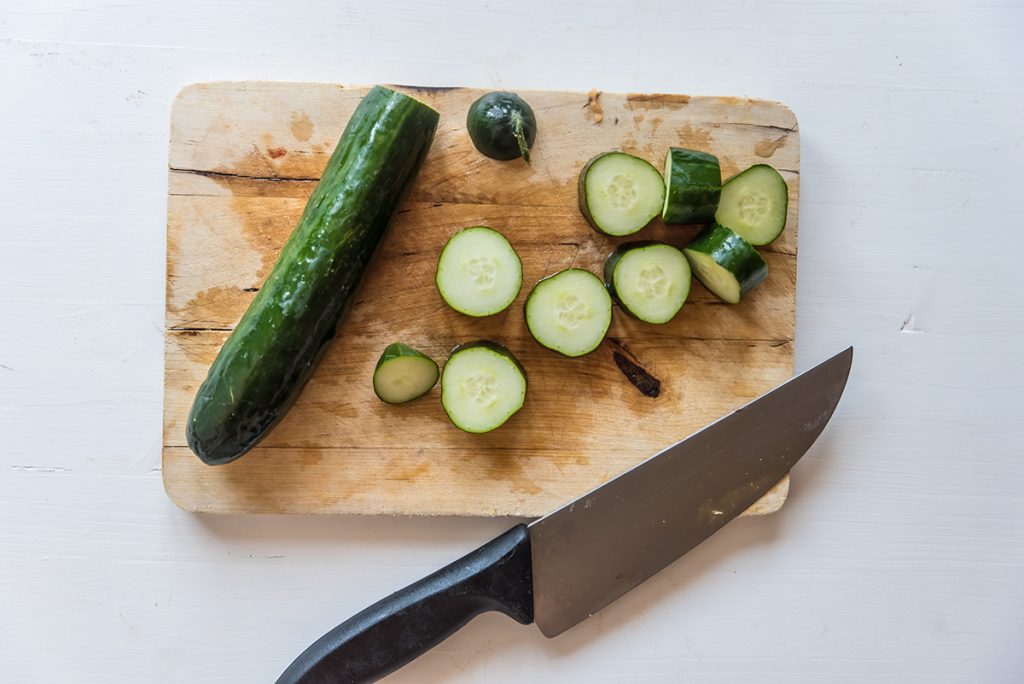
xmin=436 ymin=226 xmax=522 ymax=317
xmin=715 ymin=164 xmax=789 ymax=245
xmin=578 ymin=152 xmax=665 ymax=236
xmin=525 ymin=269 xmax=612 ymax=357
xmin=604 ymin=242 xmax=692 ymax=324
xmin=661 ymin=147 xmax=721 ymax=224
xmin=373 ymin=343 xmax=439 ymax=404
xmin=441 ymin=341 xmax=527 ymax=433
xmin=683 ymin=224 xmax=767 ymax=304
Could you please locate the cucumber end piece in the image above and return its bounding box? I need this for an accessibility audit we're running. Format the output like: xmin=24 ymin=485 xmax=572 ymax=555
xmin=373 ymin=343 xmax=439 ymax=404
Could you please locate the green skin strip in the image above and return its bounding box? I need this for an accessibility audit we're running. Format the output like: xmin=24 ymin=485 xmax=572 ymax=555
xmin=511 ymin=110 xmax=531 ymax=163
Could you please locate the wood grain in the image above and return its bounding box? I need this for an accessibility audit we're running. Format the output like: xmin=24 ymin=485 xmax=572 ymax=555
xmin=163 ymin=82 xmax=799 ymax=516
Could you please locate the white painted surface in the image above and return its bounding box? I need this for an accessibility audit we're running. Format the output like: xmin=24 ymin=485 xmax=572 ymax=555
xmin=2 ymin=1 xmax=1022 ymax=681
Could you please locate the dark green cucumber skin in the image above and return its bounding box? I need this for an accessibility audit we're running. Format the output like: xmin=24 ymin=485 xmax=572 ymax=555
xmin=685 ymin=224 xmax=768 ymax=300
xmin=576 ymin=153 xmax=607 ymax=233
xmin=466 ymin=92 xmax=537 ymax=162
xmin=603 ymin=241 xmax=657 ymax=318
xmin=374 ymin=343 xmax=439 ymax=404
xmin=662 ymin=147 xmax=722 ymax=224
xmin=186 ymin=87 xmax=439 ymax=465
xmin=603 ymin=241 xmax=685 ymax=322
xmin=375 ymin=342 xmax=437 ymax=372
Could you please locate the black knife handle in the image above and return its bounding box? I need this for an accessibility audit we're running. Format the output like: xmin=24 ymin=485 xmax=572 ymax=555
xmin=276 ymin=524 xmax=533 ymax=684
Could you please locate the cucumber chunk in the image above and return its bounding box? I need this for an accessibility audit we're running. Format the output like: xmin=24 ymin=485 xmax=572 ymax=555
xmin=578 ymin=152 xmax=665 ymax=236
xmin=436 ymin=226 xmax=522 ymax=317
xmin=715 ymin=164 xmax=789 ymax=245
xmin=661 ymin=147 xmax=721 ymax=224
xmin=604 ymin=242 xmax=691 ymax=324
xmin=441 ymin=341 xmax=527 ymax=433
xmin=683 ymin=224 xmax=767 ymax=304
xmin=525 ymin=269 xmax=612 ymax=357
xmin=373 ymin=343 xmax=439 ymax=404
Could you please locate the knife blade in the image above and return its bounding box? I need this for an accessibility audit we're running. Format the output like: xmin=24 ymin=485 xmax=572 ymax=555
xmin=277 ymin=347 xmax=853 ymax=684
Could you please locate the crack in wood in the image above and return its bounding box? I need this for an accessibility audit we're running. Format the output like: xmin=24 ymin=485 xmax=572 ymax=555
xmin=170 ymin=326 xmax=233 ymax=333
xmin=169 ymin=166 xmax=320 ymax=183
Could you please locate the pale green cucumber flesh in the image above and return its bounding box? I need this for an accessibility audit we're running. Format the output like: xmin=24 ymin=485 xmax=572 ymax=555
xmin=605 ymin=242 xmax=691 ymax=324
xmin=715 ymin=164 xmax=788 ymax=245
xmin=436 ymin=226 xmax=522 ymax=316
xmin=373 ymin=343 xmax=439 ymax=404
xmin=441 ymin=341 xmax=527 ymax=433
xmin=579 ymin=152 xmax=665 ymax=236
xmin=525 ymin=269 xmax=612 ymax=357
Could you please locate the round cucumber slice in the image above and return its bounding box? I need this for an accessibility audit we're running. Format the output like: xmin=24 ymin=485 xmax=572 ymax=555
xmin=604 ymin=242 xmax=691 ymax=324
xmin=715 ymin=164 xmax=789 ymax=245
xmin=436 ymin=226 xmax=522 ymax=317
xmin=441 ymin=341 xmax=527 ymax=433
xmin=683 ymin=224 xmax=767 ymax=304
xmin=373 ymin=343 xmax=439 ymax=404
xmin=578 ymin=152 xmax=665 ymax=236
xmin=525 ymin=269 xmax=612 ymax=357
xmin=661 ymin=147 xmax=721 ymax=225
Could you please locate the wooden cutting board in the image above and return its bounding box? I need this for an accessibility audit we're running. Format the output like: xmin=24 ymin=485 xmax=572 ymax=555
xmin=163 ymin=82 xmax=799 ymax=517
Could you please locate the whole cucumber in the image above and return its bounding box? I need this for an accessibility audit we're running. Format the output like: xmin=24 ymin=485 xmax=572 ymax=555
xmin=187 ymin=86 xmax=440 ymax=465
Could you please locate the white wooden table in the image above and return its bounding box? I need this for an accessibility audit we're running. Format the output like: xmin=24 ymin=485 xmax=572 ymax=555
xmin=2 ymin=2 xmax=1022 ymax=682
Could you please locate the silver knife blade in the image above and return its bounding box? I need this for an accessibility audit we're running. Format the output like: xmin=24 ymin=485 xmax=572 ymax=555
xmin=529 ymin=347 xmax=853 ymax=637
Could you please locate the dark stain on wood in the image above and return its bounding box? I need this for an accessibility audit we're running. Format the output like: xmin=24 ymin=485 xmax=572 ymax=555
xmin=606 ymin=338 xmax=661 ymax=398
xmin=613 ymin=351 xmax=662 ymax=398
xmin=267 ymin=147 xmax=287 ymax=159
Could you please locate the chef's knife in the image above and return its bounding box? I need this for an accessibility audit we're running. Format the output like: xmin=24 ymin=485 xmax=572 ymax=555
xmin=277 ymin=347 xmax=853 ymax=684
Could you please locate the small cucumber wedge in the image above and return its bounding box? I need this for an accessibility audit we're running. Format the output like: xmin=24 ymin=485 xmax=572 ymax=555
xmin=683 ymin=224 xmax=767 ymax=304
xmin=436 ymin=226 xmax=522 ymax=317
xmin=373 ymin=343 xmax=439 ymax=404
xmin=525 ymin=269 xmax=612 ymax=357
xmin=441 ymin=341 xmax=527 ymax=433
xmin=604 ymin=242 xmax=691 ymax=324
xmin=578 ymin=152 xmax=665 ymax=236
xmin=715 ymin=164 xmax=789 ymax=245
xmin=661 ymin=147 xmax=721 ymax=224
